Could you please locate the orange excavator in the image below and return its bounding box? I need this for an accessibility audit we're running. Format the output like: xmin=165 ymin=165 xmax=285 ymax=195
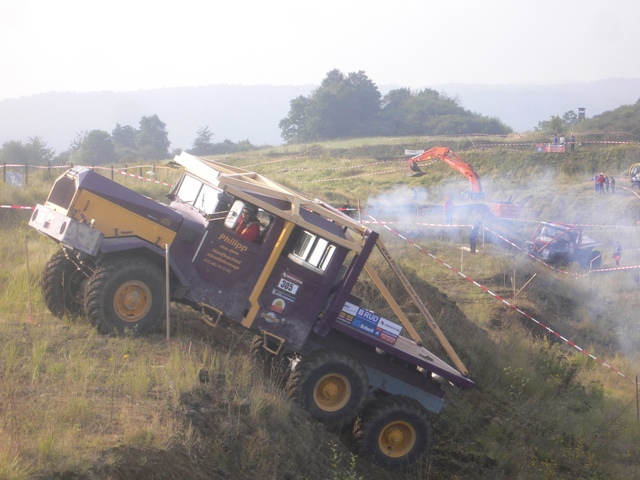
xmin=405 ymin=146 xmax=525 ymax=219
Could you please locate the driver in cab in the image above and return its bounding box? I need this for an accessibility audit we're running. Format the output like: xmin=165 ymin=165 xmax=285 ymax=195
xmin=235 ymin=204 xmax=261 ymax=243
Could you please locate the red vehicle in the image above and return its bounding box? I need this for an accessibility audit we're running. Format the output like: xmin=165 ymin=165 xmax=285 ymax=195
xmin=406 ymin=146 xmax=525 ymax=218
xmin=525 ymin=221 xmax=602 ymax=269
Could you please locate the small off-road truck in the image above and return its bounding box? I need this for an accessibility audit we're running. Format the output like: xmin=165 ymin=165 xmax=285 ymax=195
xmin=525 ymin=221 xmax=602 ymax=269
xmin=29 ymin=152 xmax=474 ymax=468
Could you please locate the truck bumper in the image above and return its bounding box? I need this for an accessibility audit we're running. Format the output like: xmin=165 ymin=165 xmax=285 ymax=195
xmin=29 ymin=204 xmax=103 ymax=256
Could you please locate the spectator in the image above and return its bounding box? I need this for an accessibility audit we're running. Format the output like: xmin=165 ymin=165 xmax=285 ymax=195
xmin=594 ymin=173 xmax=599 ymax=194
xmin=559 ymin=134 xmax=566 ymax=145
xmin=553 ymin=134 xmax=558 ymax=145
xmin=443 ymin=196 xmax=454 ymax=225
xmin=597 ymin=173 xmax=605 ymax=195
xmin=570 ymin=133 xmax=576 ymax=152
xmin=605 ymin=175 xmax=610 ymax=193
xmin=610 ymin=176 xmax=616 ymax=194
xmin=469 ymin=222 xmax=481 ymax=254
xmin=613 ymin=242 xmax=622 ymax=266
xmin=341 ymin=200 xmax=354 ymax=218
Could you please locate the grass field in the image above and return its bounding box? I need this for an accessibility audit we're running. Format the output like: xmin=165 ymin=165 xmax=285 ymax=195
xmin=2 ymin=137 xmax=640 ymax=479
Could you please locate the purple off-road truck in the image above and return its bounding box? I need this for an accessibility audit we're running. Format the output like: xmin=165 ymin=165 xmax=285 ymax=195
xmin=29 ymin=152 xmax=473 ymax=468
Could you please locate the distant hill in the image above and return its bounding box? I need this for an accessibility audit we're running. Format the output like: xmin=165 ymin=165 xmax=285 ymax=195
xmin=1 ymin=78 xmax=639 ymax=154
xmin=434 ymin=78 xmax=640 ymax=133
xmin=0 ymin=86 xmax=315 ymax=154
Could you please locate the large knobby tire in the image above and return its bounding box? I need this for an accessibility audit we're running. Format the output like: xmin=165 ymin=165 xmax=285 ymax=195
xmin=354 ymin=396 xmax=433 ymax=468
xmin=85 ymin=257 xmax=165 ymax=336
xmin=287 ymin=350 xmax=369 ymax=429
xmin=41 ymin=250 xmax=90 ymax=318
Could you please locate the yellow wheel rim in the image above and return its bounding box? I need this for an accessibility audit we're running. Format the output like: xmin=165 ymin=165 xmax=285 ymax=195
xmin=113 ymin=280 xmax=152 ymax=322
xmin=378 ymin=420 xmax=416 ymax=458
xmin=313 ymin=373 xmax=351 ymax=412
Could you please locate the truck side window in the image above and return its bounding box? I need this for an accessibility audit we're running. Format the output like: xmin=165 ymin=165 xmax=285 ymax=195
xmin=290 ymin=230 xmax=336 ymax=273
xmin=198 ymin=184 xmax=220 ymax=214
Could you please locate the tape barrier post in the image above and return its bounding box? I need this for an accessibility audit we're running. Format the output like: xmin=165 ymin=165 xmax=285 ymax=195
xmin=165 ymin=243 xmax=170 ymax=342
xmin=25 ymin=236 xmax=33 ymax=323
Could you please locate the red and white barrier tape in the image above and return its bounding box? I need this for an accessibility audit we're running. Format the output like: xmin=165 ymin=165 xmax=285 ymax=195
xmin=1 ymin=205 xmax=34 ymax=210
xmin=366 ymin=215 xmax=632 ymax=382
xmin=476 ymin=141 xmax=640 ymax=148
xmin=278 ymin=160 xmax=395 ymax=173
xmin=114 ymin=169 xmax=173 ymax=187
xmin=300 ymin=167 xmax=404 ymax=184
xmin=362 ymin=220 xmax=472 ymax=227
xmin=243 ymin=154 xmax=320 ymax=168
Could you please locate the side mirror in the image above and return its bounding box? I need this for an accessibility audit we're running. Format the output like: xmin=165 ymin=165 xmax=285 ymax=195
xmin=218 ymin=192 xmax=234 ymax=204
xmin=224 ymin=199 xmax=246 ymax=229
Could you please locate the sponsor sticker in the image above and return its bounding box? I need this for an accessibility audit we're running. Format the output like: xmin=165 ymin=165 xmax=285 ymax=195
xmin=271 ymin=298 xmax=286 ymax=313
xmin=277 ymin=272 xmax=302 ymax=296
xmin=337 ymin=302 xmax=402 ymax=345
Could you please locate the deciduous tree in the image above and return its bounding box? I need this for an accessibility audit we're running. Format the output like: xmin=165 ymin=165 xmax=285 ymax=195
xmin=0 ymin=137 xmax=55 ymax=165
xmin=136 ymin=114 xmax=170 ymax=160
xmin=189 ymin=126 xmax=216 ymax=156
xmin=69 ymin=130 xmax=117 ymax=165
xmin=280 ymin=70 xmax=511 ymax=142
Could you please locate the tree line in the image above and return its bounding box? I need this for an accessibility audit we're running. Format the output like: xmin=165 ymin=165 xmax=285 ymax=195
xmin=278 ymin=69 xmax=513 ymax=143
xmin=0 ymin=115 xmax=257 ymax=166
xmin=534 ymin=99 xmax=640 ymax=140
xmin=2 ymin=68 xmax=639 ymax=166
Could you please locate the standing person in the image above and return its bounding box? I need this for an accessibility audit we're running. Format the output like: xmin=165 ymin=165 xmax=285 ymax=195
xmin=570 ymin=133 xmax=576 ymax=152
xmin=610 ymin=176 xmax=616 ymax=194
xmin=604 ymin=175 xmax=610 ymax=193
xmin=469 ymin=222 xmax=481 ymax=254
xmin=341 ymin=200 xmax=353 ymax=218
xmin=443 ymin=196 xmax=454 ymax=225
xmin=613 ymin=242 xmax=622 ymax=266
xmin=235 ymin=204 xmax=261 ymax=243
xmin=559 ymin=134 xmax=566 ymax=145
xmin=553 ymin=134 xmax=558 ymax=145
xmin=597 ymin=173 xmax=605 ymax=195
xmin=594 ymin=173 xmax=599 ymax=194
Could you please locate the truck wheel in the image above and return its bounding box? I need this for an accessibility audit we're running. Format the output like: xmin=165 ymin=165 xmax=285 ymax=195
xmin=287 ymin=350 xmax=369 ymax=429
xmin=41 ymin=250 xmax=89 ymax=318
xmin=354 ymin=396 xmax=433 ymax=468
xmin=250 ymin=335 xmax=293 ymax=386
xmin=85 ymin=257 xmax=165 ymax=336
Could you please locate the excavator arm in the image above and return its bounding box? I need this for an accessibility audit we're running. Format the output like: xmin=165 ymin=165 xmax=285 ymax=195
xmin=405 ymin=146 xmax=483 ymax=194
xmin=405 ymin=146 xmax=526 ymax=219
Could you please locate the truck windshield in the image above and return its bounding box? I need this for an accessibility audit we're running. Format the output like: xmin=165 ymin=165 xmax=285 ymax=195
xmin=176 ymin=174 xmax=221 ymax=215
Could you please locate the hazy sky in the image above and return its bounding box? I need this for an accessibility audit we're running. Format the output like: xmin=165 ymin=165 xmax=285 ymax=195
xmin=2 ymin=0 xmax=639 ymax=101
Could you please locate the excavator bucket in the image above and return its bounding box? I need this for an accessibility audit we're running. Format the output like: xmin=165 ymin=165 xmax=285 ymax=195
xmin=409 ymin=163 xmax=425 ymax=177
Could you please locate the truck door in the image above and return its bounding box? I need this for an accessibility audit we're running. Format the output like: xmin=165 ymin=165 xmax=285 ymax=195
xmin=191 ymin=200 xmax=269 ymax=318
xmin=250 ymin=227 xmax=348 ymax=350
